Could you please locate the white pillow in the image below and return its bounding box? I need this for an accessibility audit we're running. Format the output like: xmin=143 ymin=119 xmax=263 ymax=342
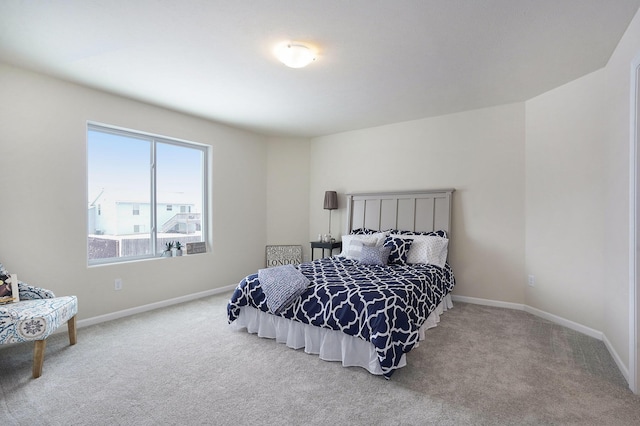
xmin=396 ymin=234 xmax=449 ymax=267
xmin=340 ymin=232 xmax=387 ymax=259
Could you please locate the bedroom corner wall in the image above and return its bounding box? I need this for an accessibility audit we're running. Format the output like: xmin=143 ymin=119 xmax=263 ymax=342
xmin=602 ymin=6 xmax=640 ymax=378
xmin=266 ymin=137 xmax=311 ymax=260
xmin=524 ymin=69 xmax=606 ymax=332
xmin=0 ymin=63 xmax=269 ymax=321
xmin=523 ymin=4 xmax=640 ymax=377
xmin=309 ymin=103 xmax=527 ymax=304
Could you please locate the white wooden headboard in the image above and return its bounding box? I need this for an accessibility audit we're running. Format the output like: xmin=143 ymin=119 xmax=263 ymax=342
xmin=346 ymin=189 xmax=455 ymax=235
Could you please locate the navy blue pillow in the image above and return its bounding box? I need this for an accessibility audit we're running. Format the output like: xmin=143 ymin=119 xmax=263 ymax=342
xmin=383 ymin=236 xmax=413 ymax=265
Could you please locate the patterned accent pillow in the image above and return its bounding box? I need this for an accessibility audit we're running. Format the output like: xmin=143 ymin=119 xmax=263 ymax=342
xmin=424 ymin=237 xmax=449 ymax=267
xmin=358 ymin=245 xmax=391 ymax=266
xmin=340 ymin=232 xmax=388 ymax=258
xmin=18 ymin=282 xmax=55 ymax=300
xmin=383 ymin=236 xmax=413 ymax=265
xmin=0 ymin=262 xmax=55 ymax=301
xmin=350 ymin=228 xmax=378 ymax=235
xmin=340 ymin=235 xmax=379 ymax=259
xmin=397 ymin=235 xmax=449 ymax=267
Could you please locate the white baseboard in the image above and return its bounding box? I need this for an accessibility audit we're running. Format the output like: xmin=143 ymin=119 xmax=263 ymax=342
xmin=77 ymin=284 xmax=236 ymax=328
xmin=522 ymin=305 xmax=602 ymax=340
xmin=451 ymin=294 xmax=629 ymax=383
xmin=451 ymin=295 xmax=525 ymax=312
xmin=603 ymin=333 xmax=630 ymax=382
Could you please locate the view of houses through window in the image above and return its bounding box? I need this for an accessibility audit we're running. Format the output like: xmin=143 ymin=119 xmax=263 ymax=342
xmin=87 ymin=123 xmax=207 ymax=264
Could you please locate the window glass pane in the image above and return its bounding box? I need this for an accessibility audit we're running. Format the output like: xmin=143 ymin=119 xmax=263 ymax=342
xmin=156 ymin=142 xmax=204 ymax=253
xmin=87 ymin=129 xmax=151 ymax=262
xmin=87 ymin=124 xmax=207 ymax=265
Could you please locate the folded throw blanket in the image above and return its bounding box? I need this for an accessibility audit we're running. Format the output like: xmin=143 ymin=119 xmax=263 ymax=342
xmin=258 ymin=265 xmax=310 ymax=315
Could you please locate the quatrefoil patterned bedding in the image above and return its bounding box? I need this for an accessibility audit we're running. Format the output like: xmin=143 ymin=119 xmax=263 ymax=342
xmin=227 ymin=256 xmax=455 ymax=378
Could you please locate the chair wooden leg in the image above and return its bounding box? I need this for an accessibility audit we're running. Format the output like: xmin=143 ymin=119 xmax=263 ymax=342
xmin=67 ymin=316 xmax=77 ymax=346
xmin=31 ymin=316 xmax=76 ymax=379
xmin=33 ymin=339 xmax=46 ymax=379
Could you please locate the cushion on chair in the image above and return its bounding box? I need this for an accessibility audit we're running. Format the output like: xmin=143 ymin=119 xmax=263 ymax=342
xmin=0 ymin=263 xmax=56 ymax=300
xmin=18 ymin=282 xmax=55 ymax=300
xmin=0 ymin=296 xmax=78 ymax=344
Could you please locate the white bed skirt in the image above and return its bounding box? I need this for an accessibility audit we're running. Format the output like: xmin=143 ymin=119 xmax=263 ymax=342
xmin=229 ymin=294 xmax=453 ymax=375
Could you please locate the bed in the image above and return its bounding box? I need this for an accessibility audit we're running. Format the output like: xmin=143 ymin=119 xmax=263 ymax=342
xmin=227 ymin=189 xmax=456 ymax=378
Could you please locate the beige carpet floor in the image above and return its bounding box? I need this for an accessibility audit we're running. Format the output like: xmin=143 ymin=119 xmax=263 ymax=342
xmin=1 ymin=292 xmax=639 ymax=425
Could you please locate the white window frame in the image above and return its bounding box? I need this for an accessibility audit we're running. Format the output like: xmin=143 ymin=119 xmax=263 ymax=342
xmin=87 ymin=122 xmax=209 ymax=265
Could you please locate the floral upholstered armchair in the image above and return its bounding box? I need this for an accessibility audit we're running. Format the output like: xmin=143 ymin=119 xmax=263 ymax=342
xmin=0 ymin=262 xmax=78 ymax=378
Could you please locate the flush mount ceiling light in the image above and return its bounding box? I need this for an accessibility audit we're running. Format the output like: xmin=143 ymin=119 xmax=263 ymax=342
xmin=275 ymin=42 xmax=316 ymax=68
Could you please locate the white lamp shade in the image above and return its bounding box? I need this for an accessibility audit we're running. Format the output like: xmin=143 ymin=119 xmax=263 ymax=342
xmin=275 ymin=42 xmax=316 ymax=68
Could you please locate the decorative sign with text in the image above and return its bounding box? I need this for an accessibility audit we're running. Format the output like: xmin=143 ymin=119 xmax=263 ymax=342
xmin=266 ymin=245 xmax=302 ymax=268
xmin=186 ymin=242 xmax=207 ymax=255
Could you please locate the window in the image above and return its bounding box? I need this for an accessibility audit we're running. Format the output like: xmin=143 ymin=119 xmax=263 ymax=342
xmin=87 ymin=123 xmax=208 ymax=265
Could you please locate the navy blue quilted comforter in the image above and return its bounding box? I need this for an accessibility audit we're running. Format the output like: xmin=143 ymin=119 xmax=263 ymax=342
xmin=227 ymin=256 xmax=455 ymax=378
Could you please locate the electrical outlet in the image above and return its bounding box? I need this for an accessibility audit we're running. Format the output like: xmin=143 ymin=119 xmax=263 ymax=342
xmin=528 ymin=275 xmax=535 ymax=287
xmin=114 ymin=278 xmax=123 ymax=291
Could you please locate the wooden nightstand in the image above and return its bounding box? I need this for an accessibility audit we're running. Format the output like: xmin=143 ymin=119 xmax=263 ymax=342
xmin=310 ymin=241 xmax=342 ymax=260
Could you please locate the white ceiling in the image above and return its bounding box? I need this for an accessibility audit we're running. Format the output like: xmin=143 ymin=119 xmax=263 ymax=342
xmin=1 ymin=0 xmax=639 ymax=138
